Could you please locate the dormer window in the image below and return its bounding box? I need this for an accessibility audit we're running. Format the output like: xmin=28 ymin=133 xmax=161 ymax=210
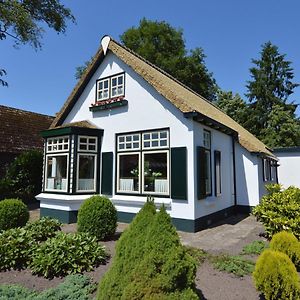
xmin=96 ymin=73 xmax=125 ymax=101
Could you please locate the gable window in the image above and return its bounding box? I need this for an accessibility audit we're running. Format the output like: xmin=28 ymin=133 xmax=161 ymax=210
xmin=214 ymin=150 xmax=221 ymax=196
xmin=116 ymin=129 xmax=169 ymax=195
xmin=96 ymin=73 xmax=125 ymax=101
xmin=203 ymin=130 xmax=212 ymax=195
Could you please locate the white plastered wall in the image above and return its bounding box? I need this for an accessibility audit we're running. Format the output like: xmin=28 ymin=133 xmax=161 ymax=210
xmin=60 ymin=51 xmax=196 ymax=220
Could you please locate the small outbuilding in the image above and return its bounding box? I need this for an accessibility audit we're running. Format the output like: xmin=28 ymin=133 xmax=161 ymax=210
xmin=36 ymin=36 xmax=278 ymax=232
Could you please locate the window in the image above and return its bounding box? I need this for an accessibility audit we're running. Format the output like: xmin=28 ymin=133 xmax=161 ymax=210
xmin=203 ymin=130 xmax=212 ymax=195
xmin=263 ymin=158 xmax=277 ymax=182
xmin=96 ymin=73 xmax=125 ymax=101
xmin=47 ymin=136 xmax=69 ymax=152
xmin=77 ymin=154 xmax=96 ymax=192
xmin=117 ymin=129 xmax=169 ymax=195
xmin=45 ymin=154 xmax=68 ymax=191
xmin=78 ymin=136 xmax=97 ymax=152
xmin=214 ymin=150 xmax=221 ymax=196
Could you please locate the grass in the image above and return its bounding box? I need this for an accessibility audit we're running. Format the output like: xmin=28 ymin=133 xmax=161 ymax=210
xmin=184 ymin=246 xmax=208 ymax=265
xmin=211 ymin=255 xmax=255 ymax=277
xmin=241 ymin=240 xmax=268 ymax=255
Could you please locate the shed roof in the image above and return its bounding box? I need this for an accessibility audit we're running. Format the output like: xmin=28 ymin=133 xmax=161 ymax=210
xmin=50 ymin=37 xmax=274 ymax=157
xmin=0 ymin=105 xmax=53 ymax=153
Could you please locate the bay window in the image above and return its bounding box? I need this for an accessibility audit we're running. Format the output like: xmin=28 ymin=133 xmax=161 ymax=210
xmin=116 ymin=129 xmax=169 ymax=195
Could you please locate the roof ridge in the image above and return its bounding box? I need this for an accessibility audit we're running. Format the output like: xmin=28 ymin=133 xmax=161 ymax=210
xmin=0 ymin=104 xmax=54 ymax=118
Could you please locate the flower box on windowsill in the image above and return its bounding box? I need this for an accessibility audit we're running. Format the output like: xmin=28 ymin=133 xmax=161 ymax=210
xmin=89 ymin=97 xmax=128 ymax=112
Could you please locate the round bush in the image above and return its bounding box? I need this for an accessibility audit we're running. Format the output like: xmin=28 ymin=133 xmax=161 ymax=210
xmin=77 ymin=195 xmax=117 ymax=240
xmin=253 ymin=249 xmax=300 ymax=300
xmin=270 ymin=231 xmax=300 ymax=268
xmin=0 ymin=199 xmax=29 ymax=230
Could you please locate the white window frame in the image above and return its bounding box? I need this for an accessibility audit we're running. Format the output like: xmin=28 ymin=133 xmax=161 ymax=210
xmin=45 ymin=153 xmax=69 ymax=193
xmin=110 ymin=73 xmax=125 ymax=98
xmin=142 ymin=150 xmax=169 ymax=195
xmin=142 ymin=130 xmax=169 ymax=150
xmin=117 ymin=134 xmax=141 ymax=152
xmin=46 ymin=136 xmax=69 ymax=153
xmin=116 ymin=152 xmax=141 ymax=194
xmin=78 ymin=135 xmax=98 ymax=152
xmin=76 ymin=153 xmax=97 ymax=193
xmin=97 ymin=78 xmax=110 ymax=101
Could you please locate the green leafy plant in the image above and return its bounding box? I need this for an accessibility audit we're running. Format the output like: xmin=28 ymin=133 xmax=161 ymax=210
xmin=25 ymin=217 xmax=61 ymax=242
xmin=253 ymin=249 xmax=300 ymax=300
xmin=211 ymin=255 xmax=255 ymax=277
xmin=77 ymin=195 xmax=117 ymax=240
xmin=0 ymin=150 xmax=43 ymax=203
xmin=252 ymin=185 xmax=300 ymax=239
xmin=30 ymin=232 xmax=107 ymax=278
xmin=98 ymin=201 xmax=198 ymax=299
xmin=0 ymin=284 xmax=35 ymax=299
xmin=184 ymin=246 xmax=208 ymax=266
xmin=241 ymin=240 xmax=269 ymax=255
xmin=270 ymin=231 xmax=300 ymax=269
xmin=0 ymin=227 xmax=33 ymax=270
xmin=0 ymin=198 xmax=29 ymax=231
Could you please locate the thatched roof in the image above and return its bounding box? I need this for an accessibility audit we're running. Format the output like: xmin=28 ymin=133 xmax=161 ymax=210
xmin=52 ymin=120 xmax=98 ymax=129
xmin=51 ymin=37 xmax=273 ymax=157
xmin=0 ymin=105 xmax=53 ymax=153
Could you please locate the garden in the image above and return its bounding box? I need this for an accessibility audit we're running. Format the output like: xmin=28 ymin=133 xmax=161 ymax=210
xmin=0 ymin=152 xmax=299 ymax=300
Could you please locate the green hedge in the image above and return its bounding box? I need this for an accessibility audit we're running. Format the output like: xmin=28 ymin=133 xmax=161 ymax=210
xmin=0 ymin=199 xmax=29 ymax=231
xmin=77 ymin=195 xmax=117 ymax=240
xmin=252 ymin=185 xmax=300 ymax=239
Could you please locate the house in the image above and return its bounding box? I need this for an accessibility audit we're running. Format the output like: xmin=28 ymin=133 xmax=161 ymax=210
xmin=0 ymin=105 xmax=54 ymax=178
xmin=273 ymin=147 xmax=300 ymax=188
xmin=36 ymin=36 xmax=278 ymax=232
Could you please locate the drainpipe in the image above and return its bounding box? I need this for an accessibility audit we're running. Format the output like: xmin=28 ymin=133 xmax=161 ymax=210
xmin=231 ymin=135 xmax=237 ymax=208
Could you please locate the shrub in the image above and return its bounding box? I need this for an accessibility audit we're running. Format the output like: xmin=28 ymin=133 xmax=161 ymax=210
xmin=0 ymin=227 xmax=33 ymax=270
xmin=0 ymin=199 xmax=29 ymax=231
xmin=253 ymin=249 xmax=300 ymax=300
xmin=0 ymin=150 xmax=43 ymax=203
xmin=30 ymin=232 xmax=107 ymax=278
xmin=252 ymin=185 xmax=300 ymax=239
xmin=25 ymin=217 xmax=61 ymax=242
xmin=241 ymin=240 xmax=268 ymax=255
xmin=0 ymin=284 xmax=35 ymax=299
xmin=211 ymin=255 xmax=255 ymax=277
xmin=77 ymin=195 xmax=117 ymax=240
xmin=97 ymin=201 xmax=198 ymax=299
xmin=270 ymin=231 xmax=300 ymax=268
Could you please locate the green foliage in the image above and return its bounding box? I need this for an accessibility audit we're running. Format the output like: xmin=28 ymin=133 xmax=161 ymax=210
xmin=97 ymin=201 xmax=198 ymax=299
xmin=0 ymin=274 xmax=96 ymax=300
xmin=0 ymin=198 xmax=29 ymax=230
xmin=270 ymin=231 xmax=300 ymax=268
xmin=30 ymin=232 xmax=107 ymax=278
xmin=252 ymin=186 xmax=300 ymax=239
xmin=246 ymin=42 xmax=300 ymax=148
xmin=25 ymin=217 xmax=61 ymax=242
xmin=253 ymin=249 xmax=300 ymax=300
xmin=0 ymin=227 xmax=33 ymax=270
xmin=184 ymin=246 xmax=208 ymax=265
xmin=77 ymin=195 xmax=117 ymax=240
xmin=241 ymin=240 xmax=269 ymax=255
xmin=265 ymin=183 xmax=282 ymax=195
xmin=211 ymin=255 xmax=255 ymax=277
xmin=0 ymin=150 xmax=43 ymax=203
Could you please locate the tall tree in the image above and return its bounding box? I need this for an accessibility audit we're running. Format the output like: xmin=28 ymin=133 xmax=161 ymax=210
xmin=121 ymin=18 xmax=217 ymax=101
xmin=246 ymin=42 xmax=300 ymax=147
xmin=0 ymin=0 xmax=75 ymax=86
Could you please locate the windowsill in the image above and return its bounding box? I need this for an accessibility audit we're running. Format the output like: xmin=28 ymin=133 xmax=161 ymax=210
xmin=89 ymin=97 xmax=127 ymax=112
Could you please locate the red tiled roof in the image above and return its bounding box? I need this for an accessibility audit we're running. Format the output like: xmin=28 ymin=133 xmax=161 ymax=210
xmin=0 ymin=105 xmax=54 ymax=153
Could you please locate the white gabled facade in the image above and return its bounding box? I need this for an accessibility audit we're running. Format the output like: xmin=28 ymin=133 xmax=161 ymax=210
xmin=36 ymin=38 xmax=278 ymax=232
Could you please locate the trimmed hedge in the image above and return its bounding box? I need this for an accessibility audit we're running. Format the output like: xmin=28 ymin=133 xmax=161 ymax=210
xmin=97 ymin=200 xmax=198 ymax=299
xmin=270 ymin=231 xmax=300 ymax=269
xmin=253 ymin=249 xmax=300 ymax=300
xmin=77 ymin=195 xmax=117 ymax=240
xmin=252 ymin=185 xmax=300 ymax=239
xmin=0 ymin=199 xmax=29 ymax=231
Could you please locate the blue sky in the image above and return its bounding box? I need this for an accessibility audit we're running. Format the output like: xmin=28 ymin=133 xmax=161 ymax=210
xmin=1 ymin=0 xmax=300 ymax=116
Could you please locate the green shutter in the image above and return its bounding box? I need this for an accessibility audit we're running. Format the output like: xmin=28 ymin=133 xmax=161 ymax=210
xmin=197 ymin=146 xmax=206 ymax=199
xmin=171 ymin=147 xmax=187 ymax=200
xmin=101 ymin=152 xmax=113 ymax=195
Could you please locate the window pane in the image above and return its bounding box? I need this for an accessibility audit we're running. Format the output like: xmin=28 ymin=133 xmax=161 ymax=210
xmin=144 ymin=133 xmax=150 ymax=140
xmin=104 ymin=80 xmax=109 ymax=88
xmin=46 ymin=156 xmax=68 ymax=191
xmin=118 ymin=76 xmax=123 ymax=84
xmin=144 ymin=152 xmax=168 ymax=193
xmin=144 ymin=141 xmax=150 ymax=148
xmin=119 ymin=136 xmax=125 ymax=143
xmin=80 ymin=137 xmax=87 ymax=143
xmin=205 ymin=150 xmax=211 ymax=194
xmin=160 ymin=131 xmax=167 ymax=139
xmin=119 ymin=154 xmax=139 ymax=192
xmin=78 ymin=155 xmax=95 ymax=191
xmin=152 ymin=132 xmax=158 ymax=139
xmin=112 ymin=78 xmax=117 ymax=86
